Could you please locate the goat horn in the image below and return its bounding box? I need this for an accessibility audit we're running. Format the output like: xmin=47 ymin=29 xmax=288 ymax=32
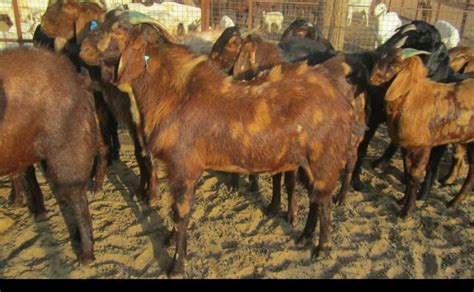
xmin=399 ymin=23 xmax=417 ymax=34
xmin=393 ymin=36 xmax=408 ymax=49
xmin=401 ymin=48 xmax=431 ymax=59
xmin=241 ymin=26 xmax=263 ymax=38
xmin=127 ymin=11 xmax=179 ymax=43
xmin=78 ymin=0 xmax=106 ymax=9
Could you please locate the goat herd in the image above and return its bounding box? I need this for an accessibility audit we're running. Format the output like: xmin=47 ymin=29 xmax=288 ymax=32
xmin=0 ymin=0 xmax=473 ymax=278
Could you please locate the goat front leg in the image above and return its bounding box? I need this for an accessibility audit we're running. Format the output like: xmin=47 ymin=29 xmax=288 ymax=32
xmin=440 ymin=144 xmax=465 ymax=185
xmin=284 ymin=170 xmax=297 ymax=224
xmin=400 ymin=147 xmax=430 ymax=218
xmin=448 ymin=143 xmax=474 ymax=208
xmin=168 ymin=173 xmax=200 ymax=278
xmin=372 ymin=143 xmax=398 ymax=172
xmin=417 ymin=145 xmax=446 ymax=201
xmin=25 ymin=165 xmax=47 ymax=221
xmin=267 ymin=172 xmax=283 ymax=216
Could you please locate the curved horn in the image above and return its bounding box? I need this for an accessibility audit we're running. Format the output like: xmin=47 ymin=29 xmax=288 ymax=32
xmin=78 ymin=0 xmax=106 ymax=9
xmin=127 ymin=11 xmax=179 ymax=44
xmin=399 ymin=23 xmax=417 ymax=34
xmin=401 ymin=48 xmax=431 ymax=59
xmin=393 ymin=35 xmax=408 ymax=48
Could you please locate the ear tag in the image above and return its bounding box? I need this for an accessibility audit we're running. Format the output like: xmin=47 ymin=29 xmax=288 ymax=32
xmin=90 ymin=20 xmax=98 ymax=30
xmin=144 ymin=55 xmax=150 ymax=68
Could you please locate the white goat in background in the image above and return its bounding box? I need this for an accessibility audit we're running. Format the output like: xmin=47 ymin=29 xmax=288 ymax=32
xmin=262 ymin=11 xmax=284 ymax=33
xmin=347 ymin=0 xmax=372 ymax=27
xmin=434 ymin=20 xmax=460 ymax=49
xmin=373 ymin=2 xmax=402 ymax=48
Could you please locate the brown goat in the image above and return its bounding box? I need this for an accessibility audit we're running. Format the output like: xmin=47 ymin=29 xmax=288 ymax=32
xmin=43 ymin=6 xmax=159 ymax=205
xmin=0 ymin=47 xmax=100 ymax=264
xmin=370 ymin=48 xmax=474 ymax=217
xmin=449 ymin=46 xmax=474 ymax=74
xmin=437 ymin=46 xmax=474 ymax=186
xmin=231 ymin=34 xmax=367 ymax=208
xmin=113 ymin=23 xmax=355 ymax=276
xmin=41 ymin=0 xmax=107 ymax=51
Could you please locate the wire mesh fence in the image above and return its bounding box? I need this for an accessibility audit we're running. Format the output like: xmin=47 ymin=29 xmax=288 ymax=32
xmin=0 ymin=0 xmax=473 ymax=51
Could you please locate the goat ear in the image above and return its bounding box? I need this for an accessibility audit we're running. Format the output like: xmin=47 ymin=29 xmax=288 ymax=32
xmin=385 ymin=58 xmax=420 ymax=101
xmin=116 ymin=33 xmax=147 ymax=87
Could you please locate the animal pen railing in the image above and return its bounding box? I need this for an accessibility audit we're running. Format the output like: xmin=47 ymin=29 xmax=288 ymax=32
xmin=1 ymin=0 xmax=474 ymax=51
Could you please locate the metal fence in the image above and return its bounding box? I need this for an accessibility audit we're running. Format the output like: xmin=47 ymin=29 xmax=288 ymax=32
xmin=1 ymin=0 xmax=474 ymax=51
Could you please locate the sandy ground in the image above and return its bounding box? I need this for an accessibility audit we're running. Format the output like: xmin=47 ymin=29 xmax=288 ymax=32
xmin=0 ymin=126 xmax=473 ymax=279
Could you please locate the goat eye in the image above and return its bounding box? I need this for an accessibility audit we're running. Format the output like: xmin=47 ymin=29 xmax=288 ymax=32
xmin=90 ymin=20 xmax=98 ymax=31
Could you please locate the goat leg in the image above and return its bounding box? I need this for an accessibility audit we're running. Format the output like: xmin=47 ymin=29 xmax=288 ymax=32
xmin=440 ymin=144 xmax=465 ymax=185
xmin=448 ymin=143 xmax=474 ymax=208
xmin=417 ymin=145 xmax=445 ymax=201
xmin=267 ymin=172 xmax=282 ymax=216
xmin=372 ymin=143 xmax=398 ymax=172
xmin=11 ymin=173 xmax=24 ymax=207
xmin=25 ymin=165 xmax=47 ymax=221
xmin=285 ymin=170 xmax=297 ymax=225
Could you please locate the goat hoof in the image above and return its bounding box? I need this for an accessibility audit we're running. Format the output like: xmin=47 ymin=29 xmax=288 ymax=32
xmin=311 ymin=246 xmax=330 ymax=261
xmin=399 ymin=207 xmax=413 ymax=219
xmin=248 ymin=182 xmax=259 ymax=193
xmin=167 ymin=260 xmax=185 ymax=279
xmin=416 ymin=191 xmax=429 ymax=201
xmin=334 ymin=195 xmax=346 ymax=206
xmin=267 ymin=203 xmax=281 ymax=217
xmin=165 ymin=229 xmax=176 ymax=246
xmin=80 ymin=254 xmax=95 ymax=266
xmin=295 ymin=234 xmax=313 ymax=248
xmin=148 ymin=195 xmax=159 ymax=208
xmin=371 ymin=160 xmax=388 ymax=172
xmin=447 ymin=200 xmax=459 ymax=209
xmin=287 ymin=212 xmax=297 ymax=226
xmin=352 ymin=180 xmax=365 ymax=192
xmin=12 ymin=201 xmax=24 ymax=208
xmin=34 ymin=211 xmax=48 ymax=222
xmin=439 ymin=177 xmax=456 ymax=186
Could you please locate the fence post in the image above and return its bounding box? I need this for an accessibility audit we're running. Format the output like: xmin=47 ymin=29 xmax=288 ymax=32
xmin=460 ymin=0 xmax=470 ymax=37
xmin=12 ymin=0 xmax=23 ymax=45
xmin=332 ymin=0 xmax=347 ymax=51
xmin=247 ymin=0 xmax=253 ymax=30
xmin=201 ymin=0 xmax=210 ymax=31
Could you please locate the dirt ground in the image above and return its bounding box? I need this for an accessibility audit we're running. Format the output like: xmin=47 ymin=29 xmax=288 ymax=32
xmin=0 ymin=126 xmax=473 ymax=279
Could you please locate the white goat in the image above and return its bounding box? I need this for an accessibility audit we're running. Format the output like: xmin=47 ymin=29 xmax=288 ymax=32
xmin=262 ymin=11 xmax=284 ymax=33
xmin=347 ymin=0 xmax=371 ymax=27
xmin=158 ymin=1 xmax=201 ymax=33
xmin=373 ymin=3 xmax=402 ymax=48
xmin=220 ymin=15 xmax=235 ymax=29
xmin=434 ymin=20 xmax=460 ymax=49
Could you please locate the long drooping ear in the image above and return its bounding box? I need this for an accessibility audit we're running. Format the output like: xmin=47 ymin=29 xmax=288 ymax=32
xmin=116 ymin=32 xmax=147 ymax=87
xmin=385 ymin=56 xmax=424 ymax=101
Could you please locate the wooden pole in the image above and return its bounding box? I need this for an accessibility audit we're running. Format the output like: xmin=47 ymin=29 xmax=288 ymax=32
xmin=321 ymin=1 xmax=335 ymax=40
xmin=12 ymin=0 xmax=23 ymax=45
xmin=201 ymin=0 xmax=210 ymax=31
xmin=460 ymin=0 xmax=470 ymax=37
xmin=247 ymin=0 xmax=253 ymax=30
xmin=332 ymin=0 xmax=347 ymax=50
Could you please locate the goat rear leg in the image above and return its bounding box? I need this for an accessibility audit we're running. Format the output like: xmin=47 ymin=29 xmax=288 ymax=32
xmin=25 ymin=166 xmax=47 ymax=221
xmin=400 ymin=148 xmax=430 ymax=218
xmin=285 ymin=170 xmax=297 ymax=225
xmin=335 ymin=143 xmax=358 ymax=206
xmin=11 ymin=174 xmax=24 ymax=208
xmin=168 ymin=174 xmax=199 ymax=278
xmin=313 ymin=195 xmax=332 ymax=260
xmin=417 ymin=145 xmax=445 ymax=201
xmin=352 ymin=125 xmax=377 ymax=191
xmin=372 ymin=143 xmax=398 ymax=172
xmin=440 ymin=144 xmax=465 ymax=185
xmin=93 ymin=134 xmax=108 ymax=194
xmin=248 ymin=175 xmax=259 ymax=192
xmin=448 ymin=143 xmax=474 ymax=208
xmin=267 ymin=172 xmax=282 ymax=216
